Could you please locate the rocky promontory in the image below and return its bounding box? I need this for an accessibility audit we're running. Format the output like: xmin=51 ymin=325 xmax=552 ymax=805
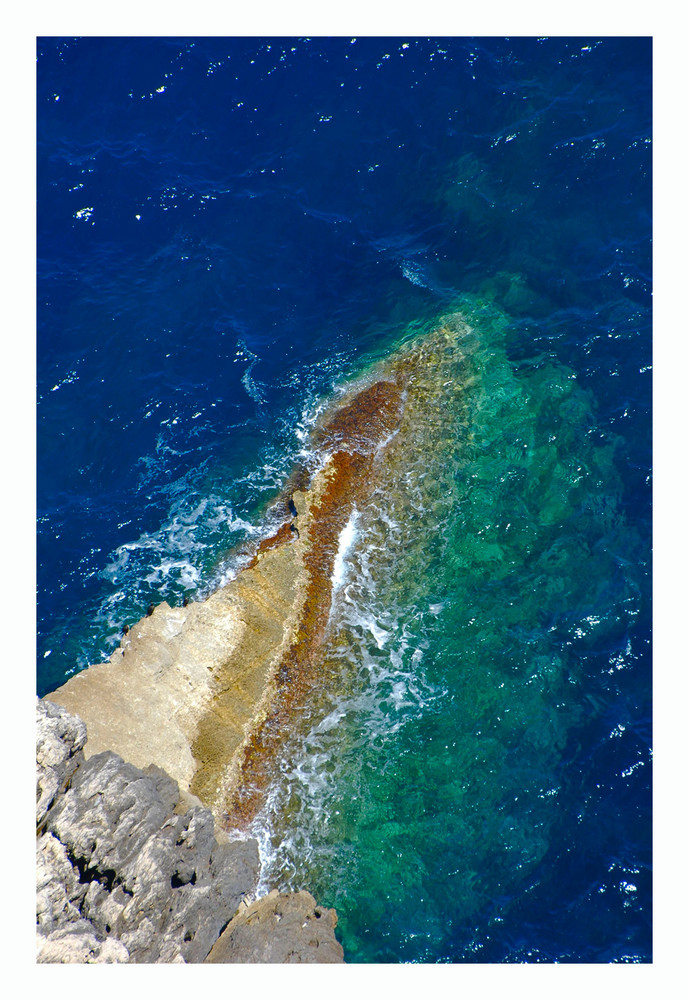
xmin=36 ymin=699 xmax=343 ymax=963
xmin=42 ymin=317 xmax=472 ymax=832
xmin=38 ymin=315 xmax=475 ymax=962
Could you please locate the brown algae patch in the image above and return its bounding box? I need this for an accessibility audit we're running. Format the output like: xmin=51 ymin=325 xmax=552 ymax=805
xmin=222 ymin=381 xmax=406 ymax=826
xmin=219 ymin=318 xmax=477 ymax=827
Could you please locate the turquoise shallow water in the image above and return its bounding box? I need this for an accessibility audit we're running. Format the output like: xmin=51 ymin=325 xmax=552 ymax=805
xmin=37 ymin=37 xmax=651 ymax=961
xmin=245 ymin=300 xmax=648 ymax=962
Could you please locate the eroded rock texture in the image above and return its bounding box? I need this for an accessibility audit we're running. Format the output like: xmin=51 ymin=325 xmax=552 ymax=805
xmin=205 ymin=889 xmax=344 ymax=964
xmin=37 ymin=700 xmax=260 ymax=963
xmin=36 ymin=699 xmax=87 ymax=827
xmin=36 ymin=701 xmax=344 ymax=964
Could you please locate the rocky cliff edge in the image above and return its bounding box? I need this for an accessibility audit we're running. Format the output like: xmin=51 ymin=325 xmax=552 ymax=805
xmin=36 ymin=699 xmax=343 ymax=963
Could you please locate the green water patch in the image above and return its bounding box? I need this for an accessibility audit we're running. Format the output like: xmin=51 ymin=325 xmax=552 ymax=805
xmin=254 ymin=296 xmax=643 ymax=962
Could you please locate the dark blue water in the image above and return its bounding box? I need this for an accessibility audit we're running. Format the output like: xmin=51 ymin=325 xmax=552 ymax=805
xmin=37 ymin=36 xmax=651 ymax=963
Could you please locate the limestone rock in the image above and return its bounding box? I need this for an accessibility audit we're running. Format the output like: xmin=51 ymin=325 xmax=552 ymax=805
xmin=37 ymin=702 xmax=261 ymax=964
xmin=205 ymin=889 xmax=344 ymax=964
xmin=37 ymin=830 xmax=88 ymax=934
xmin=43 ymin=516 xmax=312 ymax=816
xmin=36 ymin=698 xmax=87 ymax=827
xmin=36 ymin=920 xmax=131 ymax=964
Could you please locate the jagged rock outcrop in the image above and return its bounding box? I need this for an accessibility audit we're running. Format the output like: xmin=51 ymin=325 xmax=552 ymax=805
xmin=205 ymin=889 xmax=344 ymax=964
xmin=36 ymin=699 xmax=87 ymax=827
xmin=41 ymin=370 xmax=416 ymax=827
xmin=37 ymin=700 xmax=260 ymax=963
xmin=41 ymin=384 xmax=403 ymax=828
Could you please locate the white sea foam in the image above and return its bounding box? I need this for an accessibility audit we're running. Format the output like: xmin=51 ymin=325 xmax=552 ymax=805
xmin=250 ymin=496 xmax=447 ymax=894
xmin=251 ymin=622 xmax=443 ymax=893
xmin=241 ymin=366 xmax=266 ymax=405
xmin=401 ymin=260 xmax=428 ymax=287
xmin=144 ymin=559 xmax=201 ymax=588
xmin=330 ymin=510 xmax=358 ymax=590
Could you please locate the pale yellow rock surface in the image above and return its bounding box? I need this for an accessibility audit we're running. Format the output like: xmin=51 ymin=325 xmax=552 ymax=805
xmin=44 ymin=480 xmax=321 ymax=817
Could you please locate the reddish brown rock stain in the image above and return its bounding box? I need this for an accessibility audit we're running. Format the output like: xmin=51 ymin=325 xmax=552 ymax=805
xmin=223 ymin=379 xmax=405 ymax=827
xmin=315 ymin=378 xmax=405 ymax=452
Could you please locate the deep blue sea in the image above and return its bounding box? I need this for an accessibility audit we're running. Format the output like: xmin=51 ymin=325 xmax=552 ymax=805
xmin=37 ymin=36 xmax=651 ymax=963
